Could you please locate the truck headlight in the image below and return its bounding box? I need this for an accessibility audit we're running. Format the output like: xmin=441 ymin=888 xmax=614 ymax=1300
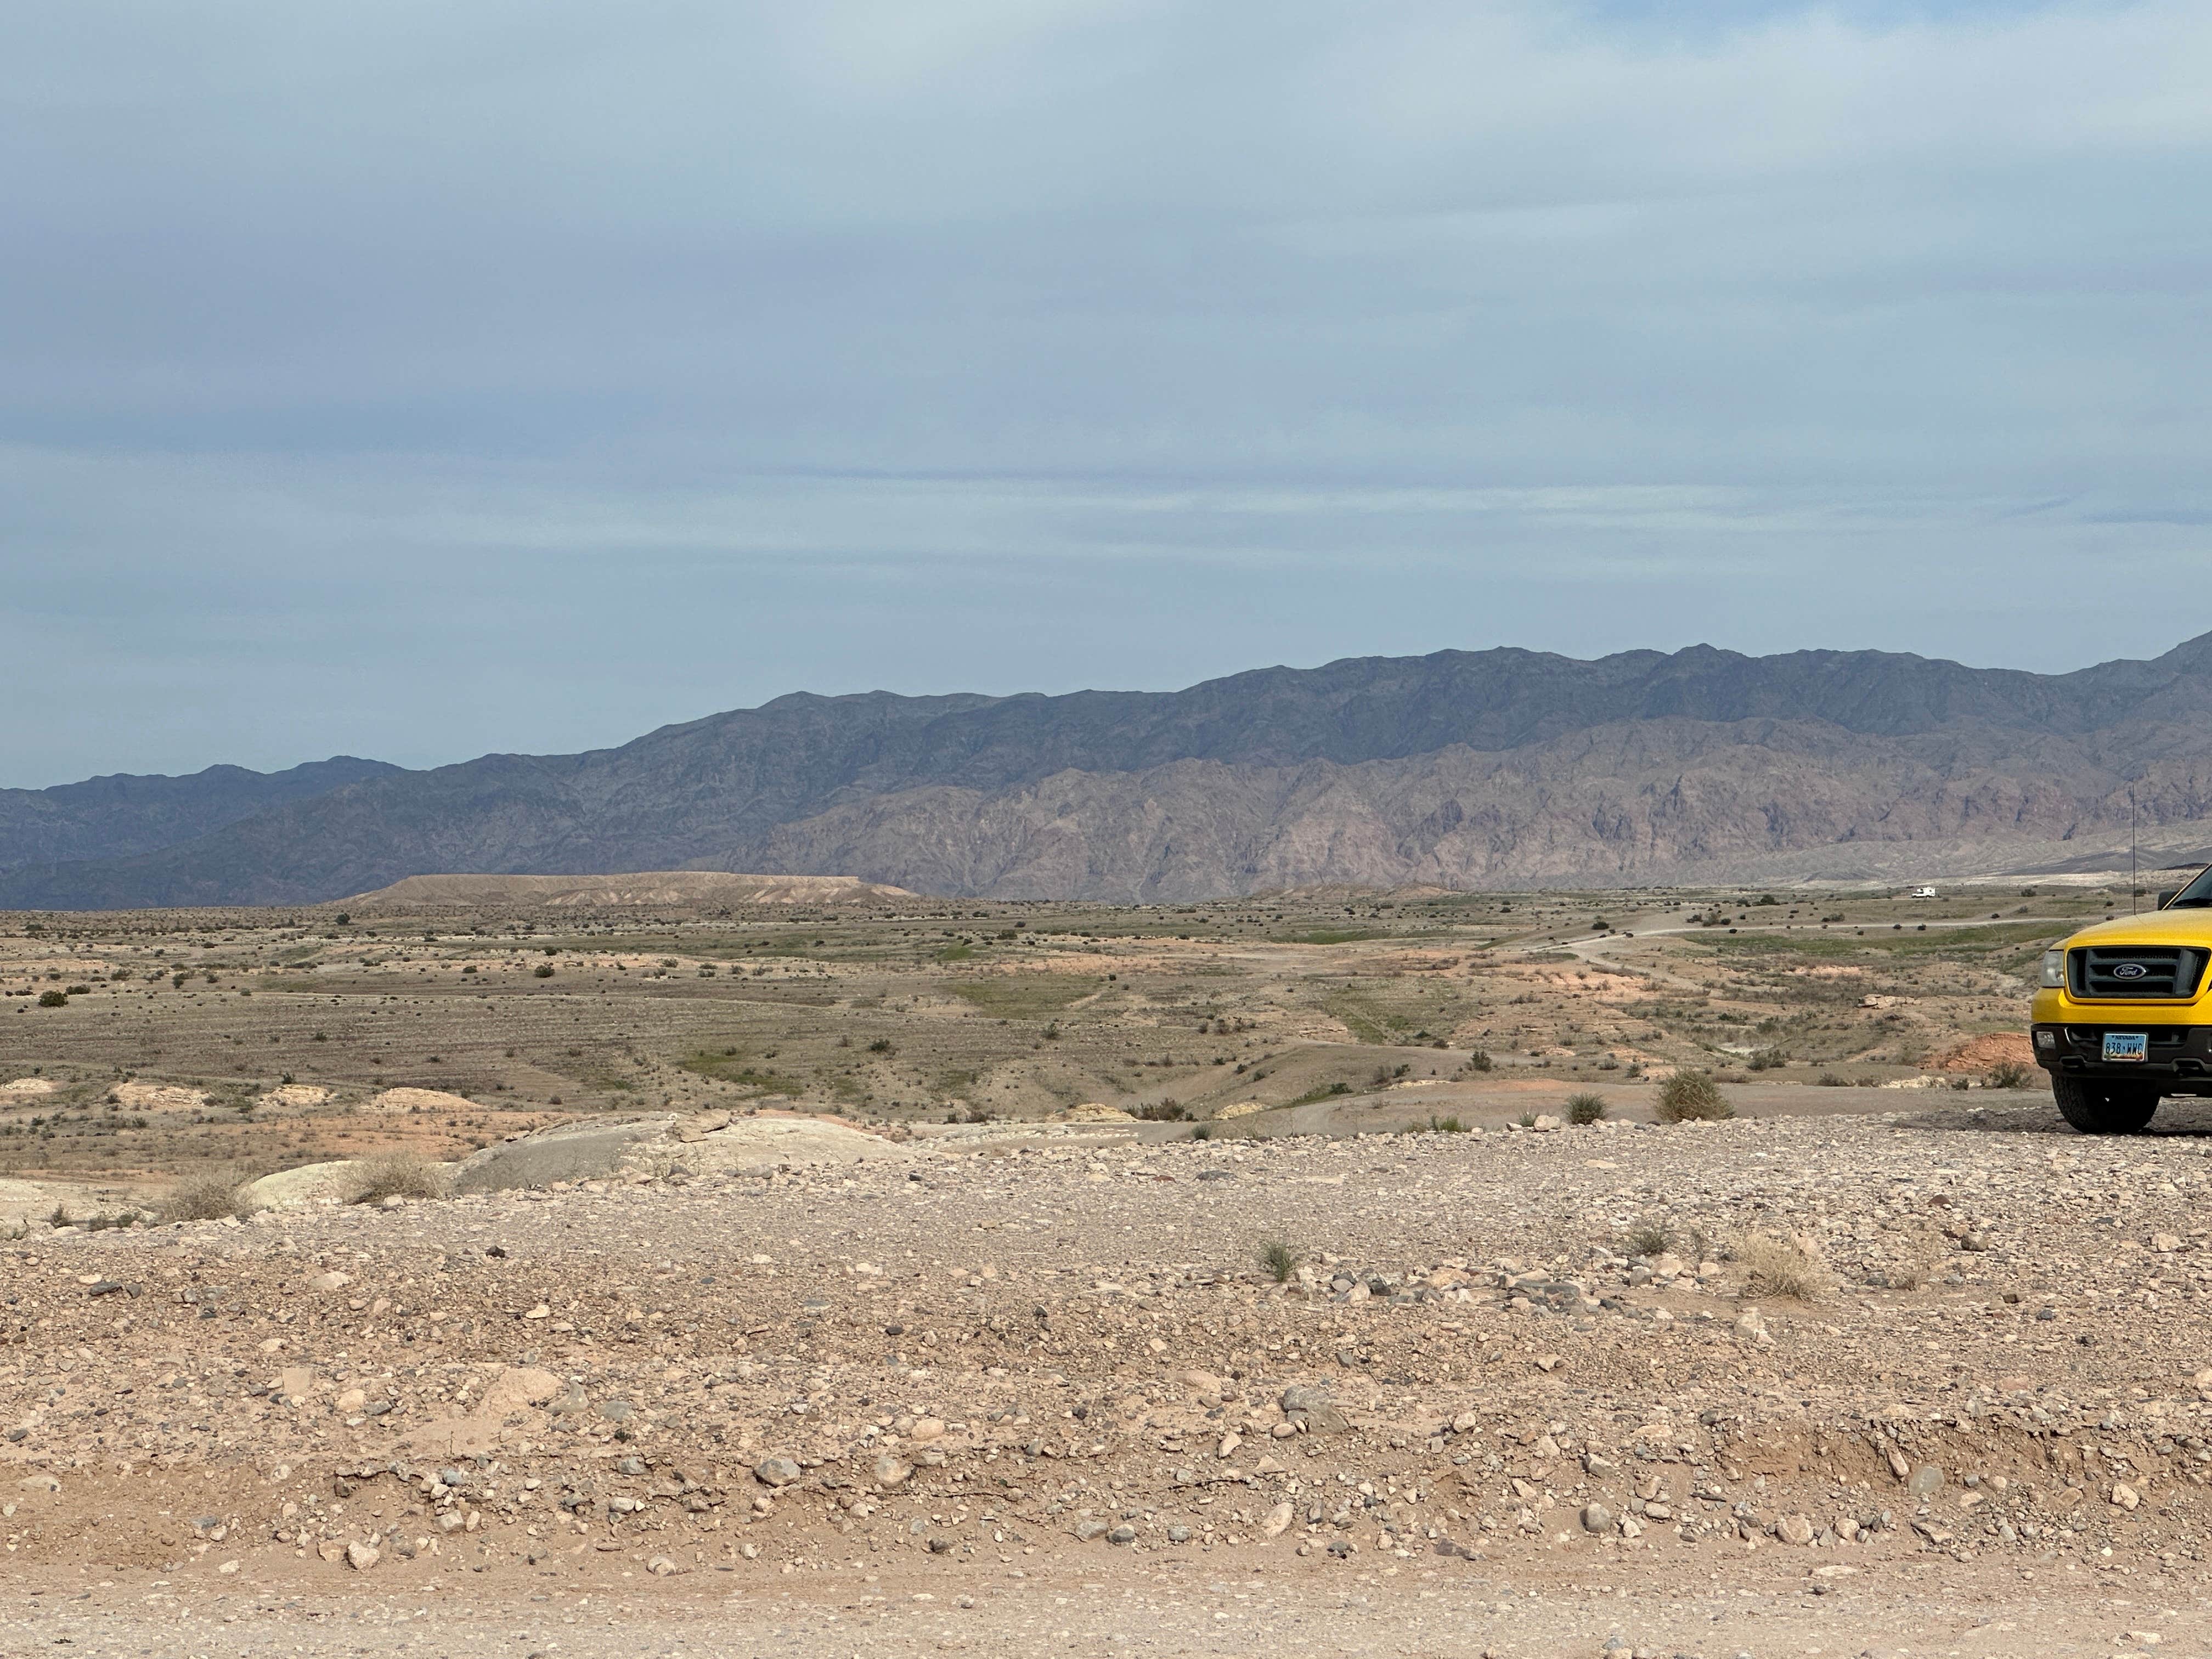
xmin=2040 ymin=949 xmax=2066 ymax=989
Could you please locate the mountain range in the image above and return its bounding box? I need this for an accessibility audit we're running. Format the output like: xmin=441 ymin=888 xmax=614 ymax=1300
xmin=8 ymin=634 xmax=2212 ymax=909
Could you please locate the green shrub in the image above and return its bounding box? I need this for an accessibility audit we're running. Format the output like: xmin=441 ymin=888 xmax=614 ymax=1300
xmin=1260 ymin=1240 xmax=1297 ymax=1282
xmin=1988 ymin=1060 xmax=2032 ymax=1090
xmin=533 ymin=964 xmax=555 ymax=978
xmin=1655 ymin=1069 xmax=1733 ymax=1123
xmin=1134 ymin=1100 xmax=1188 ymax=1121
xmin=1462 ymin=1049 xmax=1493 ymax=1073
xmin=1565 ymin=1092 xmax=1607 ymax=1125
xmin=36 ymin=989 xmax=67 ymax=1008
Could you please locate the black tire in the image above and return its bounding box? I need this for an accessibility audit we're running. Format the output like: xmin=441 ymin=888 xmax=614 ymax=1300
xmin=2052 ymin=1074 xmax=2159 ymax=1135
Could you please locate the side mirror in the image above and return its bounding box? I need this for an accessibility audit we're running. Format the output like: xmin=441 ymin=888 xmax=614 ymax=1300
xmin=2159 ymin=890 xmax=2179 ymax=909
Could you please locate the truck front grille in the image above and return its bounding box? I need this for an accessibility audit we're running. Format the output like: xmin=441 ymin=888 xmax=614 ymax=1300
xmin=2069 ymin=946 xmax=2210 ymax=1000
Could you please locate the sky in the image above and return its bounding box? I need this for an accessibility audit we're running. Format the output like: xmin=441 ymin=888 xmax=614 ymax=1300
xmin=3 ymin=0 xmax=2209 ymax=787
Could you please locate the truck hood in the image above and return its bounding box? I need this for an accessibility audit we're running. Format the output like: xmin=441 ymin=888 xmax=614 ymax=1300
xmin=2062 ymin=909 xmax=2212 ymax=947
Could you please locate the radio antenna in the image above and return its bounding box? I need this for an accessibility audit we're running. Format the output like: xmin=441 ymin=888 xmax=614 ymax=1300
xmin=2132 ymin=785 xmax=2139 ymax=913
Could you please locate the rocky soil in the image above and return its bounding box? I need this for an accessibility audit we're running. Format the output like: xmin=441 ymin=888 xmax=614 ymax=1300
xmin=9 ymin=1102 xmax=2212 ymax=1654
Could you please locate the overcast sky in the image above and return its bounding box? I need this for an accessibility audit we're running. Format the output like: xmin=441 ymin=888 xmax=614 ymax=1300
xmin=4 ymin=1 xmax=2208 ymax=786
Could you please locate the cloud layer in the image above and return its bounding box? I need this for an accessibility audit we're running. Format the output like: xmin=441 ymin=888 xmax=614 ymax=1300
xmin=3 ymin=2 xmax=2207 ymax=783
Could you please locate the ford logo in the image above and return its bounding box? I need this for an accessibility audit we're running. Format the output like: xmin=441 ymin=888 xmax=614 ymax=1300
xmin=2113 ymin=962 xmax=2149 ymax=980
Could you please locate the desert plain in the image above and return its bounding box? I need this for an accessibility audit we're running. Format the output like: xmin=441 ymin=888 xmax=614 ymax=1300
xmin=5 ymin=874 xmax=2212 ymax=1656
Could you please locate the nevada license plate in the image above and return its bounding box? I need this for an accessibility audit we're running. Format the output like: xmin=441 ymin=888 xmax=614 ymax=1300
xmin=2103 ymin=1031 xmax=2148 ymax=1063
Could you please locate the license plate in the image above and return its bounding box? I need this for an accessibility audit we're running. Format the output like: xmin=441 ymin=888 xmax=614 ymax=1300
xmin=2103 ymin=1031 xmax=2148 ymax=1063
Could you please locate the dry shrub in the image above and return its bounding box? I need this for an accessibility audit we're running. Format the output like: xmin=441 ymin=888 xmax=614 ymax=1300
xmin=159 ymin=1169 xmax=255 ymax=1223
xmin=1565 ymin=1092 xmax=1608 ymax=1125
xmin=1655 ymin=1069 xmax=1734 ymax=1123
xmin=1884 ymin=1232 xmax=1946 ymax=1291
xmin=349 ymin=1150 xmax=448 ymax=1205
xmin=1737 ymin=1229 xmax=1831 ymax=1302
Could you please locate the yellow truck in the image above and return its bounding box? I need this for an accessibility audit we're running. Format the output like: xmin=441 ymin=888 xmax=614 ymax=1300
xmin=2032 ymin=871 xmax=2212 ymax=1132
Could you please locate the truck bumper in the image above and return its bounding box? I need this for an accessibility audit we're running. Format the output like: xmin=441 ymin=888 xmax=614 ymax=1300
xmin=2033 ymin=1021 xmax=2212 ymax=1094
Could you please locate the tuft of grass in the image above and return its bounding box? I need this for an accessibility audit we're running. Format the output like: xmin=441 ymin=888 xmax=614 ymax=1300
xmin=349 ymin=1150 xmax=448 ymax=1205
xmin=1516 ymin=1110 xmax=1537 ymax=1128
xmin=1189 ymin=1124 xmax=1211 ymax=1141
xmin=1286 ymin=1082 xmax=1351 ymax=1107
xmin=1621 ymin=1218 xmax=1671 ymax=1258
xmin=1655 ymin=1069 xmax=1733 ymax=1123
xmin=1987 ymin=1060 xmax=2032 ymax=1090
xmin=1737 ymin=1230 xmax=1831 ymax=1302
xmin=159 ymin=1169 xmax=256 ymax=1223
xmin=1565 ymin=1091 xmax=1608 ymax=1125
xmin=1260 ymin=1239 xmax=1297 ymax=1283
xmin=1425 ymin=1114 xmax=1467 ymax=1133
xmin=1134 ymin=1099 xmax=1188 ymax=1121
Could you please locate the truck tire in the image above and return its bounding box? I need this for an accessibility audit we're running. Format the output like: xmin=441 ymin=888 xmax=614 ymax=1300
xmin=2052 ymin=1074 xmax=2159 ymax=1135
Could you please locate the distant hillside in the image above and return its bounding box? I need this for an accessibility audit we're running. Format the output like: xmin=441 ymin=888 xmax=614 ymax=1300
xmin=0 ymin=757 xmax=401 ymax=877
xmin=7 ymin=634 xmax=2212 ymax=907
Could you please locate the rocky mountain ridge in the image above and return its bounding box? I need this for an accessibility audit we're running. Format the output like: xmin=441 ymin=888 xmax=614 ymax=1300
xmin=8 ymin=635 xmax=2212 ymax=906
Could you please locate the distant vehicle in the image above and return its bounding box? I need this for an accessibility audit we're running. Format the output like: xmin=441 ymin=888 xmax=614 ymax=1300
xmin=1909 ymin=886 xmax=1938 ymax=900
xmin=2032 ymin=863 xmax=2212 ymax=1133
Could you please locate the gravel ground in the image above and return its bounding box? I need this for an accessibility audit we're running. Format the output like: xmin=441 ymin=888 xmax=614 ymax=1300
xmin=9 ymin=1101 xmax=2212 ymax=1655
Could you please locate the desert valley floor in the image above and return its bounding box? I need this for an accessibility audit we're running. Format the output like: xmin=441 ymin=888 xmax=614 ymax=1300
xmin=4 ymin=878 xmax=2209 ymax=1655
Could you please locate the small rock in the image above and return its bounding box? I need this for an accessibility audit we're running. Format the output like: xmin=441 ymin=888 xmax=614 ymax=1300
xmin=873 ymin=1453 xmax=914 ymax=1489
xmin=909 ymin=1417 xmax=946 ymax=1442
xmin=2152 ymin=1234 xmax=2182 ymax=1254
xmin=309 ymin=1271 xmax=353 ymax=1293
xmin=755 ymin=1455 xmax=803 ymax=1487
xmin=1906 ymin=1464 xmax=1944 ymax=1498
xmin=1777 ymin=1513 xmax=1815 ymax=1545
xmin=1886 ymin=1446 xmax=1911 ymax=1481
xmin=345 ymin=1540 xmax=380 ymax=1571
xmin=647 ymin=1554 xmax=678 ymax=1576
xmin=1261 ymin=1501 xmax=1293 ymax=1538
xmin=1073 ymin=1518 xmax=1110 ymax=1541
xmin=547 ymin=1381 xmax=589 ymax=1416
xmin=1580 ymin=1503 xmax=1615 ymax=1534
xmin=2112 ymin=1482 xmax=2141 ymax=1511
xmin=1107 ymin=1525 xmax=1137 ymax=1544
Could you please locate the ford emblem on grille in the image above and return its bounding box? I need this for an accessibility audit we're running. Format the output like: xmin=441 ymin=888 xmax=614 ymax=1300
xmin=2113 ymin=962 xmax=2150 ymax=979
